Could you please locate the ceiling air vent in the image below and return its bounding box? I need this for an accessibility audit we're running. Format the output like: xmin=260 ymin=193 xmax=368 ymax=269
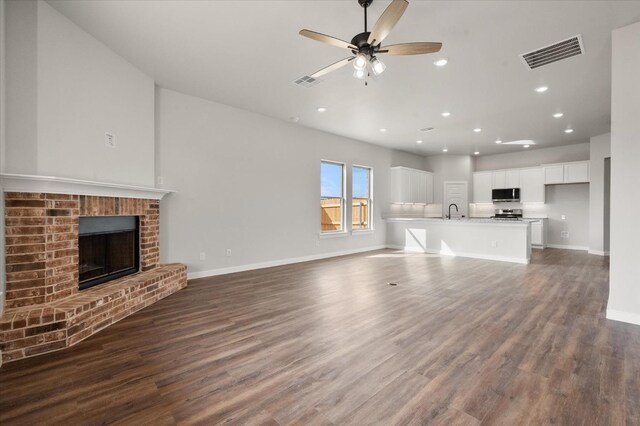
xmin=420 ymin=127 xmax=436 ymax=133
xmin=292 ymin=75 xmax=321 ymax=88
xmin=520 ymin=35 xmax=585 ymax=70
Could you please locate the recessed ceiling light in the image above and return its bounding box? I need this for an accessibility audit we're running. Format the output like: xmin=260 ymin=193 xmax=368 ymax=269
xmin=442 ymin=148 xmax=448 ymax=152
xmin=379 ymin=128 xmax=387 ymax=132
xmin=474 ymin=151 xmax=480 ymax=155
xmin=495 ymin=140 xmax=502 ymax=144
xmin=316 ymin=107 xmax=327 ymax=112
xmin=564 ymin=128 xmax=574 ymax=133
xmin=473 ymin=128 xmax=482 ymax=133
xmin=523 ymin=145 xmax=530 ymax=148
xmin=535 ymin=86 xmax=548 ymax=93
xmin=553 ymin=113 xmax=564 ymax=118
xmin=441 ymin=112 xmax=451 ymax=117
xmin=416 ymin=140 xmax=423 ymax=144
xmin=434 ymin=58 xmax=448 ymax=67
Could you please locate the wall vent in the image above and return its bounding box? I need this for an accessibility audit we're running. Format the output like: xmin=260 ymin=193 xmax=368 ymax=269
xmin=292 ymin=75 xmax=321 ymax=88
xmin=520 ymin=35 xmax=585 ymax=70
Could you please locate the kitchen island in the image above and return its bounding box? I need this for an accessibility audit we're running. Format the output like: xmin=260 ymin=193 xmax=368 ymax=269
xmin=386 ymin=218 xmax=531 ymax=264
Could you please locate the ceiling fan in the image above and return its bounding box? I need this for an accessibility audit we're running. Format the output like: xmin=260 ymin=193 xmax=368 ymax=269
xmin=299 ymin=0 xmax=442 ymax=82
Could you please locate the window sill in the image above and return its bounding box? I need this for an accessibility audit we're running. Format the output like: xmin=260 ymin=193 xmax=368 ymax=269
xmin=352 ymin=229 xmax=375 ymax=235
xmin=319 ymin=231 xmax=349 ymax=239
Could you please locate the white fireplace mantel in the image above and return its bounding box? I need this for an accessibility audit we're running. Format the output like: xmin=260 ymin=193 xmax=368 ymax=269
xmin=0 ymin=174 xmax=175 ymax=200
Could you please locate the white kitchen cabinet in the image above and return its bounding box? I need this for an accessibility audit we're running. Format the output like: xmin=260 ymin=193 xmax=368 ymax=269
xmin=520 ymin=168 xmax=545 ymax=203
xmin=544 ymin=165 xmax=565 ymax=184
xmin=564 ymin=161 xmax=590 ymax=183
xmin=492 ymin=171 xmax=506 ymax=189
xmin=473 ymin=172 xmax=493 ymax=203
xmin=530 ymin=219 xmax=547 ymax=248
xmin=410 ymin=169 xmax=426 ymax=204
xmin=391 ymin=167 xmax=411 ymax=203
xmin=425 ymin=172 xmax=434 ymax=204
xmin=544 ymin=161 xmax=590 ymax=184
xmin=390 ymin=167 xmax=433 ymax=204
xmin=506 ymin=169 xmax=521 ymax=188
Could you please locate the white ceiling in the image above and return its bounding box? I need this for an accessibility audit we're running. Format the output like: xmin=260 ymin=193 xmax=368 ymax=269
xmin=48 ymin=0 xmax=640 ymax=156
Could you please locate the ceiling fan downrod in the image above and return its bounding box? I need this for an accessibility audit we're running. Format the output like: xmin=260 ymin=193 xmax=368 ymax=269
xmin=359 ymin=0 xmax=373 ymax=32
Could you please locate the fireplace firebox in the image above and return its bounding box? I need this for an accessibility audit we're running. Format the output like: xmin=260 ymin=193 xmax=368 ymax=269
xmin=78 ymin=216 xmax=140 ymax=290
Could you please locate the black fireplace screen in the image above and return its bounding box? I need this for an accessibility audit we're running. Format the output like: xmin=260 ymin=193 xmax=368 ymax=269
xmin=78 ymin=216 xmax=139 ymax=290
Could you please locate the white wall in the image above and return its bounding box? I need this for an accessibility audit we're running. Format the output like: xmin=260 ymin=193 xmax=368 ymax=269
xmin=4 ymin=0 xmax=37 ymax=175
xmin=156 ymin=88 xmax=424 ymax=276
xmin=544 ymin=184 xmax=590 ymax=248
xmin=4 ymin=1 xmax=156 ymax=187
xmin=423 ymin=154 xmax=474 ymax=214
xmin=609 ymin=21 xmax=640 ymax=325
xmin=474 ymin=142 xmax=590 ymax=171
xmin=589 ymin=133 xmax=611 ymax=255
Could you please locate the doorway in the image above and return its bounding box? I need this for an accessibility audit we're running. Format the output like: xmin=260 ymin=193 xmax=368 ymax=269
xmin=443 ymin=181 xmax=468 ymax=219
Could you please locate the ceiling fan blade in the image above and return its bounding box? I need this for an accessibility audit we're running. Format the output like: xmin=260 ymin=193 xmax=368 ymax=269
xmin=379 ymin=42 xmax=443 ymax=55
xmin=310 ymin=57 xmax=354 ymax=79
xmin=300 ymin=29 xmax=357 ymax=50
xmin=367 ymin=0 xmax=409 ymax=46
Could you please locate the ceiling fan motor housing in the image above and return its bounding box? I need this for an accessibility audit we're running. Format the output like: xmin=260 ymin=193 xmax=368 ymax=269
xmin=351 ymin=32 xmax=380 ymax=56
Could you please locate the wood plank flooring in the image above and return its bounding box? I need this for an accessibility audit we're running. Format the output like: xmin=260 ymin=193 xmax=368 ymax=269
xmin=1 ymin=249 xmax=639 ymax=425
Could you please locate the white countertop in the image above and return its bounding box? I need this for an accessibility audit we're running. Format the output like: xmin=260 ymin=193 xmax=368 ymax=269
xmin=385 ymin=217 xmax=530 ymax=227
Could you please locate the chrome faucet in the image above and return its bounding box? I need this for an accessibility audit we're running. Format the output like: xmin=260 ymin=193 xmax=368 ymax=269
xmin=448 ymin=203 xmax=459 ymax=219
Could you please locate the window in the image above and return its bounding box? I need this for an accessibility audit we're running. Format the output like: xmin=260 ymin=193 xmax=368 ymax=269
xmin=320 ymin=161 xmax=345 ymax=232
xmin=352 ymin=166 xmax=372 ymax=230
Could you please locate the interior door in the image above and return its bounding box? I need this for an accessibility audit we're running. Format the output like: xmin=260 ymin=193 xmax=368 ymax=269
xmin=443 ymin=181 xmax=468 ymax=218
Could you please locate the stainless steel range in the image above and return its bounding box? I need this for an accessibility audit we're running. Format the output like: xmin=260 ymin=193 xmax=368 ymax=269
xmin=491 ymin=208 xmax=523 ymax=221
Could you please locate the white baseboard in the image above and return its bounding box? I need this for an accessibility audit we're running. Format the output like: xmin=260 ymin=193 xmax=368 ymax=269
xmin=386 ymin=245 xmax=529 ymax=264
xmin=588 ymin=250 xmax=610 ymax=256
xmin=187 ymin=245 xmax=387 ymax=280
xmin=607 ymin=309 xmax=640 ymax=326
xmin=546 ymin=244 xmax=589 ymax=251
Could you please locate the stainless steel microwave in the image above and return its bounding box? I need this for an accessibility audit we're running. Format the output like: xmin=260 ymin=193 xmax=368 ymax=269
xmin=492 ymin=188 xmax=520 ymax=202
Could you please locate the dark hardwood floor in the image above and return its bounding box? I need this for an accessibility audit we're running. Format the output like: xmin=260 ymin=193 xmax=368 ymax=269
xmin=1 ymin=249 xmax=639 ymax=425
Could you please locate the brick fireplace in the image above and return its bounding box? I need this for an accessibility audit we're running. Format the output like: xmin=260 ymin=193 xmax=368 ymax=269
xmin=1 ymin=186 xmax=187 ymax=364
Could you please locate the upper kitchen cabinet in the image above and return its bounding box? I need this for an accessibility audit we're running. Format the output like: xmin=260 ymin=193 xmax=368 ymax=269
xmin=425 ymin=172 xmax=434 ymax=204
xmin=491 ymin=169 xmax=520 ymax=189
xmin=473 ymin=171 xmax=493 ymax=203
xmin=544 ymin=161 xmax=590 ymax=184
xmin=390 ymin=166 xmax=434 ymax=204
xmin=506 ymin=169 xmax=521 ymax=188
xmin=520 ymin=167 xmax=545 ymax=203
xmin=492 ymin=171 xmax=506 ymax=189
xmin=564 ymin=161 xmax=590 ymax=183
xmin=544 ymin=165 xmax=565 ymax=184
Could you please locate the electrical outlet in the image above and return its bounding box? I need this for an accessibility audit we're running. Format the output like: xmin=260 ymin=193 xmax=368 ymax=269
xmin=561 ymin=231 xmax=569 ymax=239
xmin=199 ymin=252 xmax=206 ymax=261
xmin=561 ymin=215 xmax=566 ymax=220
xmin=105 ymin=132 xmax=115 ymax=148
xmin=491 ymin=241 xmax=498 ymax=248
xmin=157 ymin=176 xmax=164 ymax=185
xmin=226 ymin=249 xmax=232 ymax=257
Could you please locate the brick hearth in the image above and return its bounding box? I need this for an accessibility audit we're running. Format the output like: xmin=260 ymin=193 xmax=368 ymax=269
xmin=1 ymin=192 xmax=187 ymax=364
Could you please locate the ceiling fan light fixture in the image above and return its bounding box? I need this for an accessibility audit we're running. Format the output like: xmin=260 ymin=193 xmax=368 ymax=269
xmin=353 ymin=53 xmax=368 ymax=71
xmin=353 ymin=68 xmax=366 ymax=79
xmin=371 ymin=57 xmax=386 ymax=76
